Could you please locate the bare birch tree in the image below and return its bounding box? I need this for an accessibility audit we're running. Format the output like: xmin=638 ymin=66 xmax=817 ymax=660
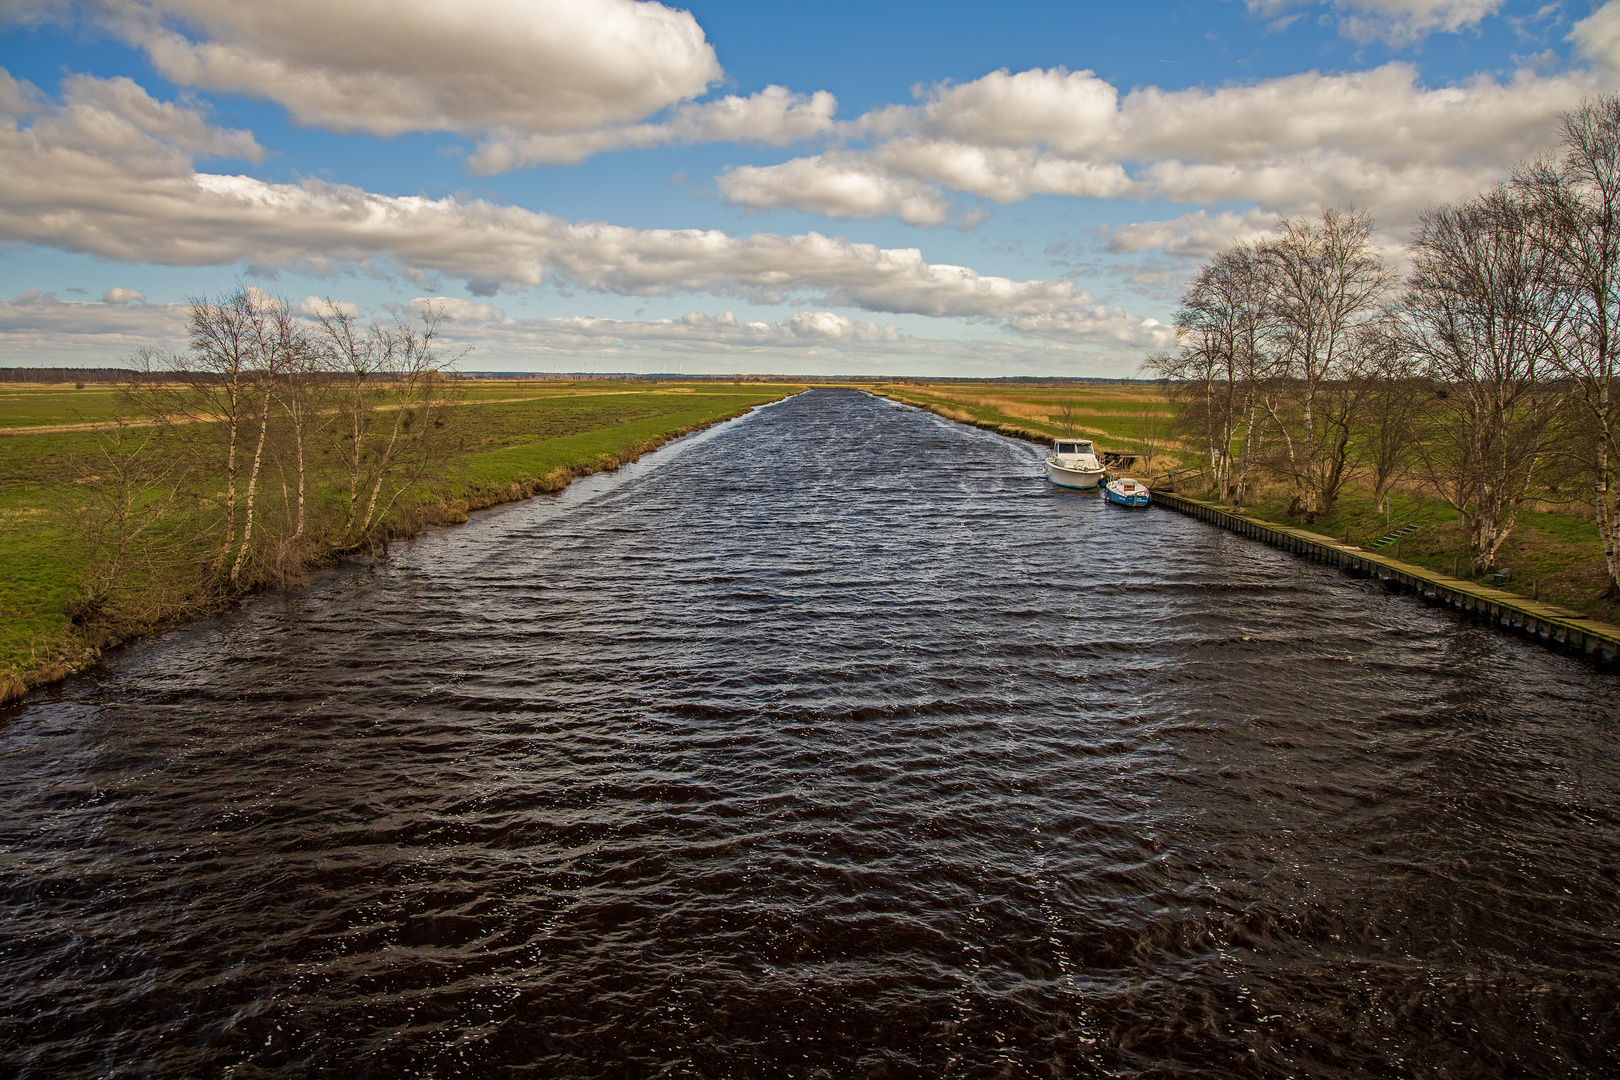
xmin=125 ymin=288 xmax=272 ymax=578
xmin=1261 ymin=208 xmax=1396 ymax=519
xmin=310 ymin=302 xmax=461 ymax=547
xmin=269 ymin=314 xmax=324 ymax=548
xmin=1057 ymin=400 xmax=1078 ymax=436
xmin=1403 ymin=188 xmax=1570 ymax=573
xmin=229 ymin=292 xmax=310 ymax=583
xmin=1518 ymin=95 xmax=1620 ymax=593
xmin=1159 ymin=240 xmax=1273 ymax=502
xmin=1352 ymin=324 xmax=1421 ymax=502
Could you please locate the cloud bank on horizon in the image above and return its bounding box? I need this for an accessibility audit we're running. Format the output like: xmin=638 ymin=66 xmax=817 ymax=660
xmin=1 ymin=0 xmax=1617 ymax=375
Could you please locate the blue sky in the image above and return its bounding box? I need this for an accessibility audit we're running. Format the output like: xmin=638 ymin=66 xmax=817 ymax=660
xmin=0 ymin=0 xmax=1615 ymax=375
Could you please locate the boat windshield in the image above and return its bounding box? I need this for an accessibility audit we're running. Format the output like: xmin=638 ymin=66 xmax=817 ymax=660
xmin=1055 ymin=441 xmax=1093 ymax=455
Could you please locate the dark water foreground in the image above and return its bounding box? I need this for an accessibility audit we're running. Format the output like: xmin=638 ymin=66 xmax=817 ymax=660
xmin=2 ymin=389 xmax=1617 ymax=1078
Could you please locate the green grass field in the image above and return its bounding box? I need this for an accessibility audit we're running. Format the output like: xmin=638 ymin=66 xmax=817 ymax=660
xmin=0 ymin=380 xmax=800 ymax=699
xmin=1229 ymin=486 xmax=1618 ymax=622
xmin=0 ymin=385 xmax=130 ymax=427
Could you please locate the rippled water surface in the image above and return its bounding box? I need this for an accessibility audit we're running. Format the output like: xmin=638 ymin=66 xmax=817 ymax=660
xmin=4 ymin=388 xmax=1619 ymax=1078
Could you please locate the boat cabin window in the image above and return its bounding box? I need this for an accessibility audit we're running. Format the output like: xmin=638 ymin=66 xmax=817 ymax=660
xmin=1054 ymin=441 xmax=1094 ymax=455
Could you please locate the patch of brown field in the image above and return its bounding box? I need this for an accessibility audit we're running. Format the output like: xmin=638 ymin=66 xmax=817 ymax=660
xmin=1524 ymin=497 xmax=1598 ymax=521
xmin=0 ymin=420 xmax=133 ymax=436
xmin=879 ymin=386 xmax=1196 ymax=467
xmin=925 ymin=393 xmax=1055 ymax=422
xmin=920 ymin=382 xmax=1166 ymax=401
xmin=907 ymin=383 xmax=1171 ymax=418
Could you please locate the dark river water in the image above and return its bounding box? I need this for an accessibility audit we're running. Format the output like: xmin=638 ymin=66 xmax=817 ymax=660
xmin=3 ymin=388 xmax=1618 ymax=1078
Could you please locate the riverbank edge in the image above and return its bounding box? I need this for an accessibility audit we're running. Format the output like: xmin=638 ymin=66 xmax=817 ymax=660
xmin=872 ymin=387 xmax=1163 ymax=464
xmin=877 ymin=389 xmax=1618 ymax=662
xmin=0 ymin=394 xmax=796 ymax=706
xmin=871 ymin=390 xmax=1054 ymax=445
xmin=1152 ymin=489 xmax=1620 ymax=664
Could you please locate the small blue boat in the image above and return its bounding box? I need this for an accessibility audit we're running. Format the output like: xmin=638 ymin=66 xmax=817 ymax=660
xmin=1103 ymin=476 xmax=1151 ymax=507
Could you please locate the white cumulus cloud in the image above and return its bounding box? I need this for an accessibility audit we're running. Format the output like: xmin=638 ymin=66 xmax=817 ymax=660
xmin=720 ymin=154 xmax=953 ymax=225
xmin=408 ymin=297 xmax=506 ymax=323
xmin=405 ymin=306 xmax=1155 ymax=375
xmin=298 ymin=296 xmax=361 ymax=318
xmin=0 ymin=289 xmax=188 ymax=361
xmin=0 ymin=72 xmax=1123 ymax=325
xmin=0 ymin=289 xmax=1170 ymax=375
xmin=1006 ymin=306 xmax=1175 ymax=349
xmin=1102 ymin=209 xmax=1281 ymax=258
xmin=448 ymin=307 xmax=910 ymax=357
xmin=1575 ymin=2 xmax=1620 ymax=74
xmin=1 ymin=67 xmax=262 ymax=163
xmin=784 ymin=310 xmax=902 ymax=342
xmin=92 ymin=0 xmax=721 ymax=138
xmin=721 ymin=60 xmax=1597 ymax=234
xmin=871 ymin=66 xmax=1123 ymax=155
xmin=469 ymin=86 xmax=837 ymax=172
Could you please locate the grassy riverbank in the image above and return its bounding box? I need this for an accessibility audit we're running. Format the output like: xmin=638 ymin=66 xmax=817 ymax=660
xmin=886 ymin=379 xmax=1620 ymax=626
xmin=875 ymin=381 xmax=1178 ymax=466
xmin=0 ymin=380 xmax=801 ymax=702
xmin=1188 ymin=485 xmax=1620 ymax=625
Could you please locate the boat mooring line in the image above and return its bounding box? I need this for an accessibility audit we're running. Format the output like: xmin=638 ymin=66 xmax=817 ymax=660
xmin=1150 ymin=489 xmax=1620 ymax=666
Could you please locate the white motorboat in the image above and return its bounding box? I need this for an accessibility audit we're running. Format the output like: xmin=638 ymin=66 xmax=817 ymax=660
xmin=1044 ymin=438 xmax=1106 ymax=489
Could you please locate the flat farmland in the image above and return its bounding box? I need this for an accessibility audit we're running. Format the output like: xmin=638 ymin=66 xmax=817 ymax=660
xmin=0 ymin=379 xmax=800 ymax=699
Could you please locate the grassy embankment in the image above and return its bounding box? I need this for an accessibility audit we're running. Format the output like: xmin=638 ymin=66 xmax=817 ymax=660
xmin=1225 ymin=486 xmax=1620 ymax=624
xmin=883 ymin=380 xmax=1620 ymax=626
xmin=876 ymin=381 xmax=1177 ymax=466
xmin=0 ymin=380 xmax=800 ymax=701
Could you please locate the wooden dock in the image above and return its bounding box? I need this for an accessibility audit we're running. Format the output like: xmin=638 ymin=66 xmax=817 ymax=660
xmin=1151 ymin=490 xmax=1620 ymax=664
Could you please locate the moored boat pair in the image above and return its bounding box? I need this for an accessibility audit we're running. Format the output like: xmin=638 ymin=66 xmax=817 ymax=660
xmin=1043 ymin=438 xmax=1150 ymax=506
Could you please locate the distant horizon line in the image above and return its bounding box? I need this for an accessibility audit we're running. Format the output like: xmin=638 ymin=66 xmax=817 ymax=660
xmin=0 ymin=366 xmax=1164 ymax=385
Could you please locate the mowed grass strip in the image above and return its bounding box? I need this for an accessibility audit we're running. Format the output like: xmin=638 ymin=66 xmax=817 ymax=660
xmin=0 ymin=381 xmax=799 ymax=698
